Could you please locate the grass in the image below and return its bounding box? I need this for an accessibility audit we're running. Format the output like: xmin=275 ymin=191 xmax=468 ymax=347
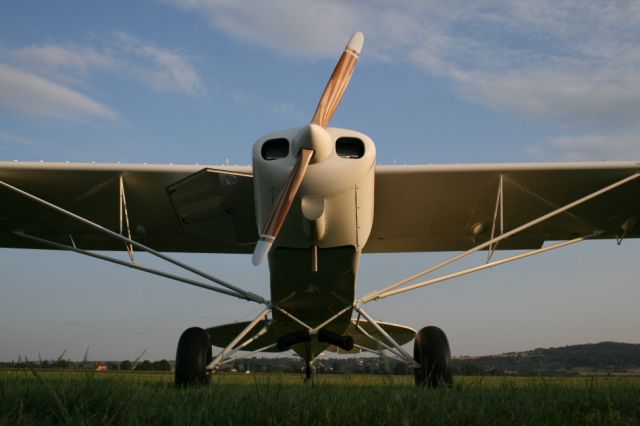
xmin=1 ymin=369 xmax=639 ymax=425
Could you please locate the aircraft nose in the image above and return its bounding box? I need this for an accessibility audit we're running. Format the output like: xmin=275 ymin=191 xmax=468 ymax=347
xmin=294 ymin=124 xmax=332 ymax=163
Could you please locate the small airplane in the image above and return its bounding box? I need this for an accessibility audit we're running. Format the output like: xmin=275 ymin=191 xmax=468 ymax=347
xmin=2 ymin=32 xmax=640 ymax=387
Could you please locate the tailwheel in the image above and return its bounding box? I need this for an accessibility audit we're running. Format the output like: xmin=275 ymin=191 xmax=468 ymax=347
xmin=175 ymin=327 xmax=212 ymax=387
xmin=413 ymin=326 xmax=452 ymax=388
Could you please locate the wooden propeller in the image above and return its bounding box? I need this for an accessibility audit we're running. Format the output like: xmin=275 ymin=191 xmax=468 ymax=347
xmin=311 ymin=32 xmax=364 ymax=128
xmin=252 ymin=32 xmax=364 ymax=266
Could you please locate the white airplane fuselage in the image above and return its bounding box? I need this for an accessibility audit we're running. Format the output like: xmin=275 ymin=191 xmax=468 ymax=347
xmin=252 ymin=127 xmax=376 ymax=356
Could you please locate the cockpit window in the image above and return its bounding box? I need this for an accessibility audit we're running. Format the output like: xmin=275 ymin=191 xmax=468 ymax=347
xmin=261 ymin=138 xmax=289 ymax=160
xmin=336 ymin=137 xmax=365 ymax=159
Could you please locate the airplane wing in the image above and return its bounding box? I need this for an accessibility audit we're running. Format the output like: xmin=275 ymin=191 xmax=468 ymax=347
xmin=365 ymin=161 xmax=640 ymax=252
xmin=3 ymin=161 xmax=639 ymax=254
xmin=0 ymin=162 xmax=258 ymax=253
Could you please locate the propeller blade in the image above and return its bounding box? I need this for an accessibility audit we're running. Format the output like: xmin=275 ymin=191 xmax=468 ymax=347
xmin=253 ymin=33 xmax=364 ymax=265
xmin=252 ymin=148 xmax=315 ymax=265
xmin=311 ymin=32 xmax=364 ymax=128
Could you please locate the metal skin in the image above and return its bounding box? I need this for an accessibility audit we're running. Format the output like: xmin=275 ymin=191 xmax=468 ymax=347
xmin=252 ymin=127 xmax=376 ymax=360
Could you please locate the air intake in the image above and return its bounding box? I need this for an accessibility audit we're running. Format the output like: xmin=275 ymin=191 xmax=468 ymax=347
xmin=261 ymin=138 xmax=289 ymax=160
xmin=336 ymin=137 xmax=364 ymax=159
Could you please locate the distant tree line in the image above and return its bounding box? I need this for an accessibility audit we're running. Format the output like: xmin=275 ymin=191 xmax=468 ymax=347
xmin=0 ymin=359 xmax=172 ymax=372
xmin=3 ymin=342 xmax=639 ymax=375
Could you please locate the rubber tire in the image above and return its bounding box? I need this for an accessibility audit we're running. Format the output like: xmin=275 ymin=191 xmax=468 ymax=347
xmin=413 ymin=326 xmax=452 ymax=387
xmin=175 ymin=327 xmax=212 ymax=387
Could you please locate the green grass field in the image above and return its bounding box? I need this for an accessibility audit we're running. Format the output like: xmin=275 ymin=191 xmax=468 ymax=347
xmin=1 ymin=369 xmax=639 ymax=425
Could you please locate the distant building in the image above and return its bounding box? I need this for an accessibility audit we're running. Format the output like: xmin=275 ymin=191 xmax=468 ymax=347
xmin=95 ymin=364 xmax=108 ymax=372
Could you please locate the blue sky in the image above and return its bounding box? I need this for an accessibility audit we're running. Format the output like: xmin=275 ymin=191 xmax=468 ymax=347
xmin=1 ymin=1 xmax=639 ymax=361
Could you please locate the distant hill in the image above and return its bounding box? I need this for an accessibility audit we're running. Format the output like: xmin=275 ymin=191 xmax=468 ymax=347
xmin=454 ymin=342 xmax=640 ymax=376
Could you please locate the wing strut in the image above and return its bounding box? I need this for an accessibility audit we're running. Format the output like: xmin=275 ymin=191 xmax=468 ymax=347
xmin=352 ymin=306 xmax=420 ymax=368
xmin=0 ymin=178 xmax=321 ymax=334
xmin=0 ymin=178 xmax=265 ymax=304
xmin=304 ymin=172 xmax=640 ymax=349
xmin=208 ymin=307 xmax=271 ymax=371
xmin=15 ymin=231 xmax=251 ymax=300
xmin=486 ymin=174 xmax=504 ymax=262
xmin=119 ymin=175 xmax=135 ymax=263
xmin=361 ymin=172 xmax=640 ymax=303
xmin=372 ymin=233 xmax=600 ymax=300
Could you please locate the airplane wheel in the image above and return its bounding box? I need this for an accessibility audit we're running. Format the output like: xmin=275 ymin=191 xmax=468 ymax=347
xmin=413 ymin=326 xmax=452 ymax=388
xmin=175 ymin=327 xmax=212 ymax=387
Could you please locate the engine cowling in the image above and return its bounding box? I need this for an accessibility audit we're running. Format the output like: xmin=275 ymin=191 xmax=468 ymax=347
xmin=252 ymin=127 xmax=376 ymax=253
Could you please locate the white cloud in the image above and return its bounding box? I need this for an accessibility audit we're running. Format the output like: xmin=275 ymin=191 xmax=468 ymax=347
xmin=167 ymin=0 xmax=360 ymax=58
xmin=13 ymin=44 xmax=115 ymax=74
xmin=11 ymin=34 xmax=204 ymax=96
xmin=165 ymin=0 xmax=640 ymax=128
xmin=541 ymin=134 xmax=640 ymax=161
xmin=115 ymin=33 xmax=204 ymax=95
xmin=0 ymin=63 xmax=118 ymax=122
xmin=0 ymin=131 xmax=38 ymax=147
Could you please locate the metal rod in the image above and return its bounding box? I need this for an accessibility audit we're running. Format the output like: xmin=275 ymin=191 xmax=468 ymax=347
xmin=488 ymin=175 xmax=503 ymax=262
xmin=217 ymin=343 xmax=278 ymax=367
xmin=352 ymin=343 xmax=406 ymax=363
xmin=354 ymin=306 xmax=419 ymax=368
xmin=312 ymin=244 xmax=318 ymax=272
xmin=222 ymin=325 xmax=270 ymax=360
xmin=16 ymin=232 xmax=251 ymax=300
xmin=221 ymin=312 xmax=271 ymax=360
xmin=118 ymin=177 xmax=123 ymax=236
xmin=310 ymin=305 xmax=353 ymax=333
xmin=355 ymin=323 xmax=405 ymax=359
xmin=119 ymin=175 xmax=134 ymax=262
xmin=0 ymin=179 xmax=266 ymax=305
xmin=376 ymin=234 xmax=599 ymax=300
xmin=272 ymin=306 xmax=313 ymax=331
xmin=361 ymin=173 xmax=640 ymax=303
xmin=209 ymin=307 xmax=271 ymax=369
xmin=499 ymin=174 xmax=504 ymax=235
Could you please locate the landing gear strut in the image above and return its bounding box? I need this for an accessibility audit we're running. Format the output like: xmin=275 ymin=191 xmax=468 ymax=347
xmin=175 ymin=327 xmax=212 ymax=387
xmin=304 ymin=362 xmax=313 ymax=381
xmin=413 ymin=326 xmax=452 ymax=387
xmin=303 ymin=341 xmax=313 ymax=383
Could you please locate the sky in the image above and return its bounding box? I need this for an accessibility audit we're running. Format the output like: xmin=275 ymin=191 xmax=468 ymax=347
xmin=1 ymin=0 xmax=640 ymax=362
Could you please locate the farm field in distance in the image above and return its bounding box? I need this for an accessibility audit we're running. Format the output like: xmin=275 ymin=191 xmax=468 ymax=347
xmin=1 ymin=369 xmax=639 ymax=425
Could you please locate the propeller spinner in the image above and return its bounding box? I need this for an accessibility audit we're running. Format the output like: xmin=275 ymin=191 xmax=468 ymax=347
xmin=252 ymin=32 xmax=365 ymax=266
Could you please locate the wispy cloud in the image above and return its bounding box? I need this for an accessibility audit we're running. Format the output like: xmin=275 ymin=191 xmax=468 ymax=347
xmin=4 ymin=33 xmax=205 ymax=122
xmin=165 ymin=0 xmax=640 ymax=159
xmin=167 ymin=0 xmax=359 ymax=58
xmin=405 ymin=2 xmax=640 ymax=127
xmin=0 ymin=131 xmax=38 ymax=147
xmin=229 ymin=90 xmax=304 ymax=120
xmin=13 ymin=44 xmax=116 ymax=74
xmin=528 ymin=133 xmax=640 ymax=161
xmin=169 ymin=0 xmax=640 ymax=126
xmin=115 ymin=33 xmax=204 ymax=95
xmin=11 ymin=33 xmax=205 ymax=96
xmin=0 ymin=63 xmax=118 ymax=122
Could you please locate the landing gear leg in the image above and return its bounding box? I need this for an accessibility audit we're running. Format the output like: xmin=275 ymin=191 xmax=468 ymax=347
xmin=304 ymin=362 xmax=312 ymax=382
xmin=303 ymin=341 xmax=313 ymax=384
xmin=413 ymin=326 xmax=452 ymax=388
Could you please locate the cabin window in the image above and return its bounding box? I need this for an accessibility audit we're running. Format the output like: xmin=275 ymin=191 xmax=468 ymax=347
xmin=261 ymin=138 xmax=289 ymax=160
xmin=336 ymin=137 xmax=365 ymax=159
